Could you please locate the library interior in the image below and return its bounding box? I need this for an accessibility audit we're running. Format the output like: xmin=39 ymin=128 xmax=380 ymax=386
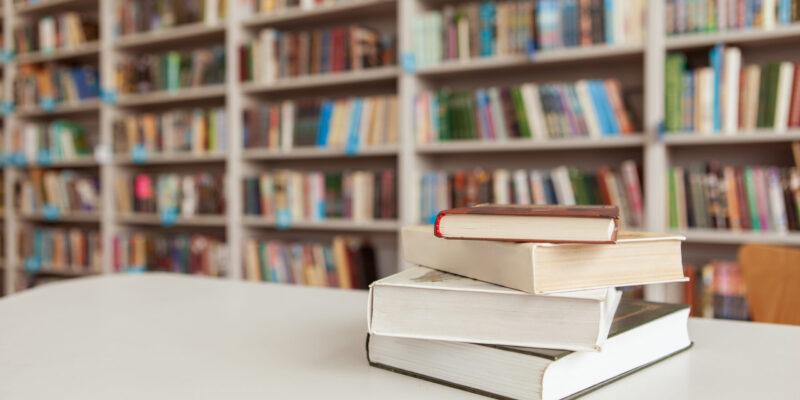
xmin=0 ymin=1 xmax=798 ymax=399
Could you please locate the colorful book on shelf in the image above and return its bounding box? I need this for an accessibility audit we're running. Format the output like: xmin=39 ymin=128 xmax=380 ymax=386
xmin=14 ymin=12 xmax=98 ymax=55
xmin=17 ymin=169 xmax=99 ymax=214
xmin=668 ymin=163 xmax=800 ymax=233
xmin=15 ymin=64 xmax=99 ymax=108
xmin=115 ymin=172 xmax=225 ymax=217
xmin=412 ymin=0 xmax=643 ymax=67
xmin=113 ymin=232 xmax=227 ymax=276
xmin=243 ymin=236 xmax=376 ymax=289
xmin=403 ymin=225 xmax=686 ymax=293
xmin=242 ymin=95 xmax=398 ymax=151
xmin=113 ymin=108 xmax=227 ymax=156
xmin=12 ymin=121 xmax=92 ymax=164
xmin=368 ymin=298 xmax=691 ymax=400
xmin=240 ymin=25 xmax=396 ymax=83
xmin=368 ymin=266 xmax=622 ymax=350
xmin=666 ymin=0 xmax=799 ymax=35
xmin=682 ymin=261 xmax=751 ymax=320
xmin=433 ymin=204 xmax=620 ymax=243
xmin=116 ymin=46 xmax=225 ymax=95
xmin=666 ymin=45 xmax=800 ymax=135
xmin=415 ymin=79 xmax=636 ymax=144
xmin=242 ymin=169 xmax=396 ymax=223
xmin=419 ymin=162 xmax=644 ymax=229
xmin=20 ymin=228 xmax=101 ymax=275
xmin=116 ymin=0 xmax=226 ymax=36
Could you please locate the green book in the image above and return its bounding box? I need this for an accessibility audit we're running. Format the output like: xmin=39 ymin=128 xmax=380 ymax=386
xmin=511 ymin=87 xmax=532 ymax=138
xmin=437 ymin=89 xmax=451 ymax=141
xmin=569 ymin=169 xmax=588 ymax=205
xmin=757 ymin=65 xmax=770 ymax=128
xmin=464 ymin=92 xmax=478 ymax=140
xmin=744 ymin=167 xmax=761 ymax=230
xmin=368 ymin=298 xmax=691 ymax=400
xmin=167 ymin=51 xmax=181 ymax=91
xmin=764 ymin=63 xmax=780 ymax=128
xmin=665 ymin=53 xmax=685 ymax=132
xmin=207 ymin=110 xmax=216 ymax=151
xmin=259 ymin=243 xmax=270 ymax=282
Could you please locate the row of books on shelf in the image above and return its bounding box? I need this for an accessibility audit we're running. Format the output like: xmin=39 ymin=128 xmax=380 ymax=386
xmin=682 ymin=261 xmax=749 ymax=321
xmin=243 ymin=169 xmax=397 ymax=222
xmin=14 ymin=12 xmax=98 ymax=55
xmin=416 ymin=79 xmax=636 ymax=144
xmin=17 ymin=170 xmax=99 ymax=214
xmin=16 ymin=64 xmax=99 ymax=108
xmin=666 ymin=0 xmax=800 ymax=36
xmin=117 ymin=46 xmax=225 ymax=95
xmin=238 ymin=0 xmax=351 ymax=14
xmin=413 ymin=0 xmax=645 ymax=67
xmin=243 ymin=236 xmax=376 ymax=289
xmin=10 ymin=121 xmax=94 ymax=164
xmin=241 ymin=95 xmax=398 ymax=151
xmin=116 ymin=0 xmax=226 ymax=36
xmin=113 ymin=232 xmax=227 ymax=277
xmin=666 ymin=46 xmax=800 ymax=135
xmin=113 ymin=107 xmax=227 ymax=156
xmin=668 ymin=164 xmax=800 ymax=232
xmin=419 ymin=161 xmax=644 ymax=228
xmin=20 ymin=228 xmax=102 ymax=275
xmin=115 ymin=173 xmax=225 ymax=217
xmin=241 ymin=25 xmax=396 ymax=83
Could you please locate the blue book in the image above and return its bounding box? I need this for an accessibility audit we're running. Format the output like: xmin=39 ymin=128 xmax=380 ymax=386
xmin=475 ymin=90 xmax=493 ymax=140
xmin=599 ymin=81 xmax=621 ymax=135
xmin=316 ymin=100 xmax=334 ymax=147
xmin=543 ymin=173 xmax=558 ymax=204
xmin=588 ymin=81 xmax=610 ymax=135
xmin=710 ymin=44 xmax=723 ymax=133
xmin=683 ymin=72 xmax=695 ymax=132
xmin=779 ymin=0 xmax=791 ymax=24
xmin=750 ymin=0 xmax=761 ymax=28
xmin=321 ymin=31 xmax=331 ymax=74
xmin=347 ymin=98 xmax=364 ymax=150
xmin=604 ymin=0 xmax=614 ymax=44
xmin=479 ymin=2 xmax=496 ymax=56
xmin=563 ymin=0 xmax=578 ymax=47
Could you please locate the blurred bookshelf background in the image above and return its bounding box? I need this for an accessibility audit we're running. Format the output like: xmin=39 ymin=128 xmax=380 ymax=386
xmin=1 ymin=0 xmax=799 ymax=323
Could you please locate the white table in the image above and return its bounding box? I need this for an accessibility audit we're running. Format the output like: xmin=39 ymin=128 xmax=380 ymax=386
xmin=0 ymin=275 xmax=798 ymax=400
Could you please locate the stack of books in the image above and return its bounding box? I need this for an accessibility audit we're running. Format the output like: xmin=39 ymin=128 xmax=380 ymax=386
xmin=367 ymin=205 xmax=692 ymax=400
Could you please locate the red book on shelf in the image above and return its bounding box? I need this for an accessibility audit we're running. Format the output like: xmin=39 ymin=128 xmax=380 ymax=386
xmin=434 ymin=204 xmax=620 ymax=244
xmin=787 ymin=63 xmax=800 ymax=127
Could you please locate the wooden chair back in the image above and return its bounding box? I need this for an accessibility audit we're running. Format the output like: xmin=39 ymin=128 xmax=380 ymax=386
xmin=738 ymin=244 xmax=800 ymax=326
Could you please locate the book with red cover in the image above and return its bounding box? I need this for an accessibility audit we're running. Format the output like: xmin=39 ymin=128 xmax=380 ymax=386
xmin=434 ymin=204 xmax=620 ymax=244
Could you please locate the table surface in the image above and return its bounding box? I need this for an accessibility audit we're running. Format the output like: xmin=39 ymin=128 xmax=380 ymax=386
xmin=0 ymin=274 xmax=798 ymax=400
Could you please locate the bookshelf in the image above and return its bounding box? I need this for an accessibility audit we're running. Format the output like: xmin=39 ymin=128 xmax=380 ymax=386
xmin=0 ymin=0 xmax=798 ymax=302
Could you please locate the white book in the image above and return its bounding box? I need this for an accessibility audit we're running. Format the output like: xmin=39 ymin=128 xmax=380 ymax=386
xmin=300 ymin=0 xmax=315 ymax=10
xmin=698 ymin=68 xmax=714 ymax=135
xmin=368 ymin=266 xmax=622 ymax=351
xmin=551 ymin=166 xmax=576 ymax=205
xmin=520 ymin=83 xmax=549 ymax=141
xmin=768 ymin=168 xmax=789 ymax=232
xmin=722 ymin=47 xmax=741 ymax=135
xmin=743 ymin=65 xmax=762 ymax=130
xmin=774 ymin=61 xmax=795 ymax=133
xmin=492 ymin=169 xmax=511 ymax=205
xmin=358 ymin=97 xmax=374 ymax=150
xmin=457 ymin=18 xmax=470 ymax=62
xmin=763 ymin=0 xmax=776 ymax=29
xmin=280 ymin=101 xmax=294 ymax=152
xmin=574 ymin=80 xmax=602 ymax=139
xmin=204 ymin=0 xmax=219 ymax=25
xmin=259 ymin=29 xmax=277 ymax=84
xmin=487 ymin=87 xmax=509 ymax=140
xmin=181 ymin=176 xmax=197 ymax=216
xmin=529 ymin=170 xmax=547 ymax=205
xmin=613 ymin=0 xmax=626 ymax=44
xmin=38 ymin=17 xmax=56 ymax=53
xmin=513 ymin=169 xmax=531 ymax=205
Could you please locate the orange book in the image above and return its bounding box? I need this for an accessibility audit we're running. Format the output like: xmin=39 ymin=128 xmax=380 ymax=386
xmin=604 ymin=79 xmax=634 ymax=134
xmin=723 ymin=166 xmax=742 ymax=230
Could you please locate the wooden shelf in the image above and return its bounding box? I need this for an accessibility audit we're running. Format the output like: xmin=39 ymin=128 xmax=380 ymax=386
xmin=243 ymin=216 xmax=399 ymax=232
xmin=416 ymin=44 xmax=644 ymax=77
xmin=116 ymin=85 xmax=226 ymax=107
xmin=417 ymin=136 xmax=645 ymax=154
xmin=662 ymin=130 xmax=800 ymax=146
xmin=666 ymin=23 xmax=800 ymax=50
xmin=14 ymin=0 xmax=94 ymax=15
xmin=16 ymin=99 xmax=101 ymax=118
xmin=115 ymin=23 xmax=226 ymax=50
xmin=676 ymin=229 xmax=800 ymax=246
xmin=117 ymin=213 xmax=227 ymax=227
xmin=242 ymin=67 xmax=399 ymax=94
xmin=15 ymin=41 xmax=100 ymax=64
xmin=243 ymin=145 xmax=398 ymax=160
xmin=243 ymin=0 xmax=396 ymax=28
xmin=114 ymin=152 xmax=227 ymax=165
xmin=19 ymin=211 xmax=100 ymax=223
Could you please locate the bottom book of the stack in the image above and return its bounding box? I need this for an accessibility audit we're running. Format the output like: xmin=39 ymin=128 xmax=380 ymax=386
xmin=367 ymin=298 xmax=691 ymax=400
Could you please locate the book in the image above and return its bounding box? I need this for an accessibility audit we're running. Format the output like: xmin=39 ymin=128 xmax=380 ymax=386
xmin=368 ymin=298 xmax=691 ymax=400
xmin=116 ymin=46 xmax=225 ymax=95
xmin=666 ymin=0 xmax=796 ymax=35
xmin=243 ymin=236 xmax=377 ymax=289
xmin=368 ymin=266 xmax=622 ymax=350
xmin=115 ymin=172 xmax=225 ymax=216
xmin=20 ymin=227 xmax=102 ymax=275
xmin=12 ymin=121 xmax=92 ymax=164
xmin=415 ymin=79 xmax=637 ymax=143
xmin=116 ymin=0 xmax=226 ymax=36
xmin=15 ymin=64 xmax=99 ymax=109
xmin=113 ymin=107 xmax=227 ymax=156
xmin=17 ymin=169 xmax=99 ymax=214
xmin=113 ymin=232 xmax=227 ymax=276
xmin=403 ymin=225 xmax=687 ymax=294
xmin=14 ymin=12 xmax=98 ymax=55
xmin=434 ymin=204 xmax=620 ymax=243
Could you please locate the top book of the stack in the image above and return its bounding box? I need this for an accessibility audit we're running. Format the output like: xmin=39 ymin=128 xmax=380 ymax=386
xmin=434 ymin=204 xmax=620 ymax=244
